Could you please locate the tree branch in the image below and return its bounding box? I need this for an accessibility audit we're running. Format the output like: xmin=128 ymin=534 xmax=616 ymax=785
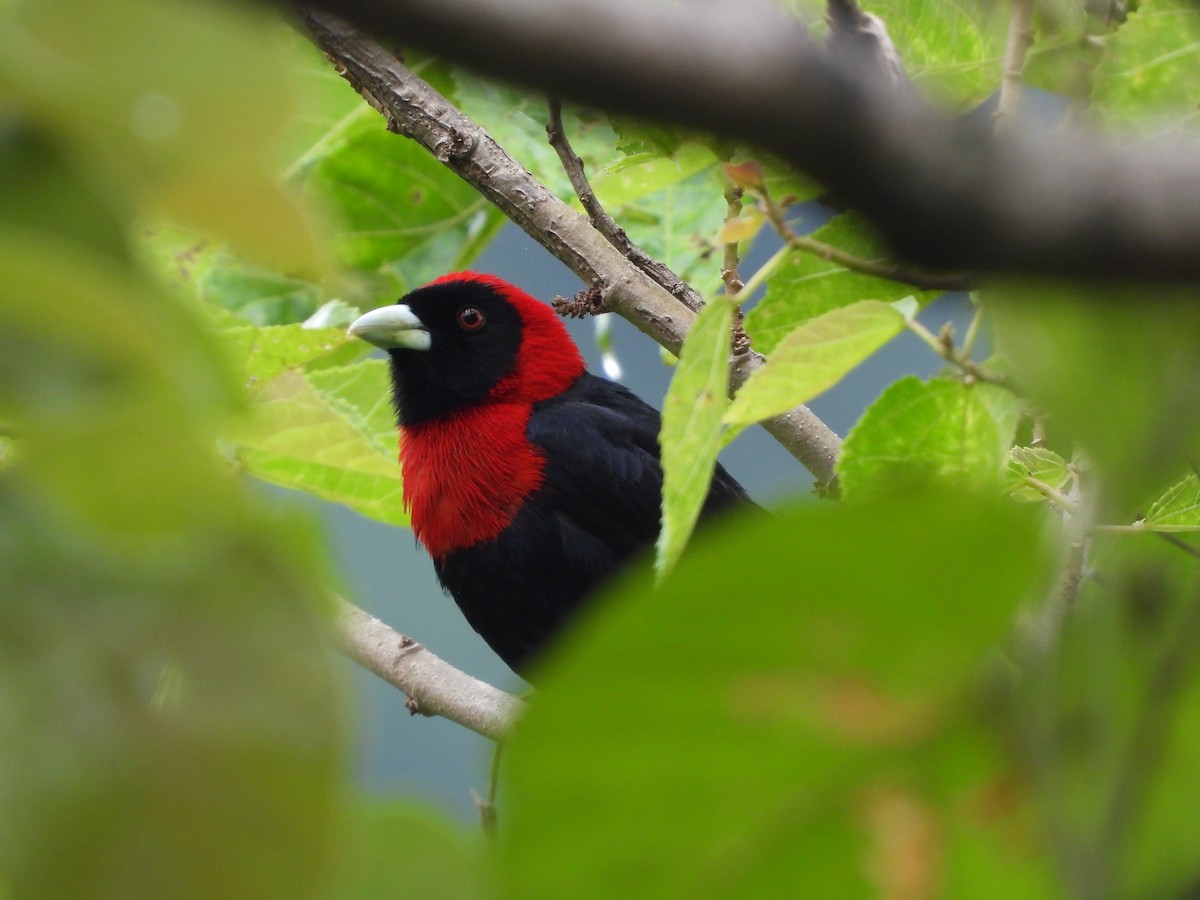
xmin=297 ymin=0 xmax=1200 ymax=282
xmin=545 ymin=100 xmax=705 ymax=314
xmin=995 ymin=0 xmax=1035 ymax=128
xmin=300 ymin=9 xmax=843 ymax=486
xmin=336 ymin=598 xmax=523 ymax=742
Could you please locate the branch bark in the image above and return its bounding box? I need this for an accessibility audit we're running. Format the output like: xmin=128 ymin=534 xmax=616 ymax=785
xmin=296 ymin=0 xmax=1200 ymax=282
xmin=995 ymin=0 xmax=1035 ymax=128
xmin=301 ymin=9 xmax=843 ymax=486
xmin=336 ymin=598 xmax=523 ymax=742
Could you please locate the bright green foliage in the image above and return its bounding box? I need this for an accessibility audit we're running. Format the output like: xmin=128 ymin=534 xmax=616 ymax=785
xmin=837 ymin=0 xmax=1007 ymax=104
xmin=743 ymin=214 xmax=939 ymax=354
xmin=617 ymin=167 xmax=732 ymax=296
xmin=453 ymin=77 xmax=762 ymax=294
xmin=656 ymin=296 xmax=735 ymax=577
xmin=1007 ymin=446 xmax=1075 ymax=503
xmin=220 ymin=324 xmax=364 ymax=385
xmin=229 ymin=365 xmax=407 ymax=526
xmin=1144 ymin=473 xmax=1200 ymax=529
xmin=297 ymin=110 xmax=505 ymax=300
xmin=1092 ymin=0 xmax=1200 ymax=133
xmin=726 ymin=300 xmax=908 ymax=427
xmin=506 ymin=493 xmax=1054 ymax=898
xmin=838 ymin=376 xmax=1021 ymax=502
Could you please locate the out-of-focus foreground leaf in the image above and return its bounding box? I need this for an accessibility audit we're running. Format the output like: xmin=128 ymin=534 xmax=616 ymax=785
xmin=505 ymin=493 xmax=1056 ymax=898
xmin=0 ymin=1 xmax=355 ymax=895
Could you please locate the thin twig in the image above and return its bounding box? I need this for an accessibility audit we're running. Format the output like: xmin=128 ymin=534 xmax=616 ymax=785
xmin=786 ymin=231 xmax=978 ymax=292
xmin=335 ymin=598 xmax=523 ymax=742
xmin=545 ymin=99 xmax=705 ymax=313
xmin=472 ymin=742 xmax=505 ymax=837
xmin=905 ymin=318 xmax=1011 ymax=388
xmin=995 ymin=0 xmax=1036 ymax=128
xmin=758 ymin=191 xmax=977 ymax=292
xmin=719 ymin=180 xmax=753 ymax=355
xmin=721 ymin=182 xmax=745 ymax=296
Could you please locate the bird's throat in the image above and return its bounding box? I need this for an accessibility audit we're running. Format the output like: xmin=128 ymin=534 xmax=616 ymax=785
xmin=400 ymin=403 xmax=544 ymax=559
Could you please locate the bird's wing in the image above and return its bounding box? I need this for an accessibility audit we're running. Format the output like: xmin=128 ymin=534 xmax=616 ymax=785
xmin=526 ymin=373 xmax=666 ymax=561
xmin=527 ymin=373 xmax=753 ymax=563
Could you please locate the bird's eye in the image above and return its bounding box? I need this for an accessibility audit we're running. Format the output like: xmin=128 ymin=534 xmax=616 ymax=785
xmin=456 ymin=306 xmax=486 ymax=331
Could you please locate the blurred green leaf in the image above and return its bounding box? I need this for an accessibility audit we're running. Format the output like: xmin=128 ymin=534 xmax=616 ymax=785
xmin=744 ymin=215 xmax=939 ymax=355
xmin=838 ymin=375 xmax=1020 ymax=502
xmin=0 ymin=228 xmax=339 ymax=898
xmin=726 ymin=300 xmax=906 ymax=427
xmin=656 ymin=296 xmax=734 ymax=577
xmin=1092 ymin=0 xmax=1200 ymax=134
xmin=319 ymin=798 xmax=486 ymax=900
xmin=1011 ymin=535 xmax=1200 ymax=898
xmin=991 ymin=286 xmax=1200 ymax=515
xmin=140 ymin=224 xmax=325 ymax=326
xmin=230 ymin=365 xmax=407 ymax=526
xmin=0 ymin=0 xmax=324 ymax=269
xmin=506 ymin=493 xmax=1055 ymax=898
xmin=0 ymin=117 xmax=129 ymax=260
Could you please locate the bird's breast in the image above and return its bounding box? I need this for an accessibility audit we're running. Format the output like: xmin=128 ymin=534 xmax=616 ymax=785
xmin=400 ymin=403 xmax=545 ymax=559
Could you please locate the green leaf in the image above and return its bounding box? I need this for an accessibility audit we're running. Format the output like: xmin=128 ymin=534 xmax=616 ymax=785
xmin=297 ymin=112 xmax=504 ymax=299
xmin=1007 ymin=446 xmax=1074 ymax=503
xmin=320 ymin=799 xmax=486 ymax=900
xmin=616 ymin=167 xmax=731 ymax=296
xmin=846 ymin=0 xmax=1007 ymax=105
xmin=0 ymin=119 xmax=129 ymax=260
xmin=990 ymin=285 xmax=1200 ymax=514
xmin=656 ymin=296 xmax=735 ymax=577
xmin=1143 ymin=473 xmax=1200 ymax=528
xmin=230 ymin=366 xmax=407 ymax=526
xmin=220 ymin=324 xmax=365 ymax=385
xmin=592 ymin=142 xmax=723 ymax=207
xmin=141 ymin=224 xmax=325 ymax=326
xmin=744 ymin=214 xmax=939 ymax=355
xmin=1009 ymin=534 xmax=1200 ymax=898
xmin=838 ymin=375 xmax=1020 ymax=502
xmin=1092 ymin=0 xmax=1200 ymax=134
xmin=0 ymin=229 xmax=339 ymax=898
xmin=504 ymin=493 xmax=1054 ymax=898
xmin=0 ymin=0 xmax=323 ymax=269
xmin=725 ymin=300 xmax=906 ymax=426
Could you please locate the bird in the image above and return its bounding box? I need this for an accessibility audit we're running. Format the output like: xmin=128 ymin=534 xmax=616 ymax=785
xmin=348 ymin=272 xmax=751 ymax=675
